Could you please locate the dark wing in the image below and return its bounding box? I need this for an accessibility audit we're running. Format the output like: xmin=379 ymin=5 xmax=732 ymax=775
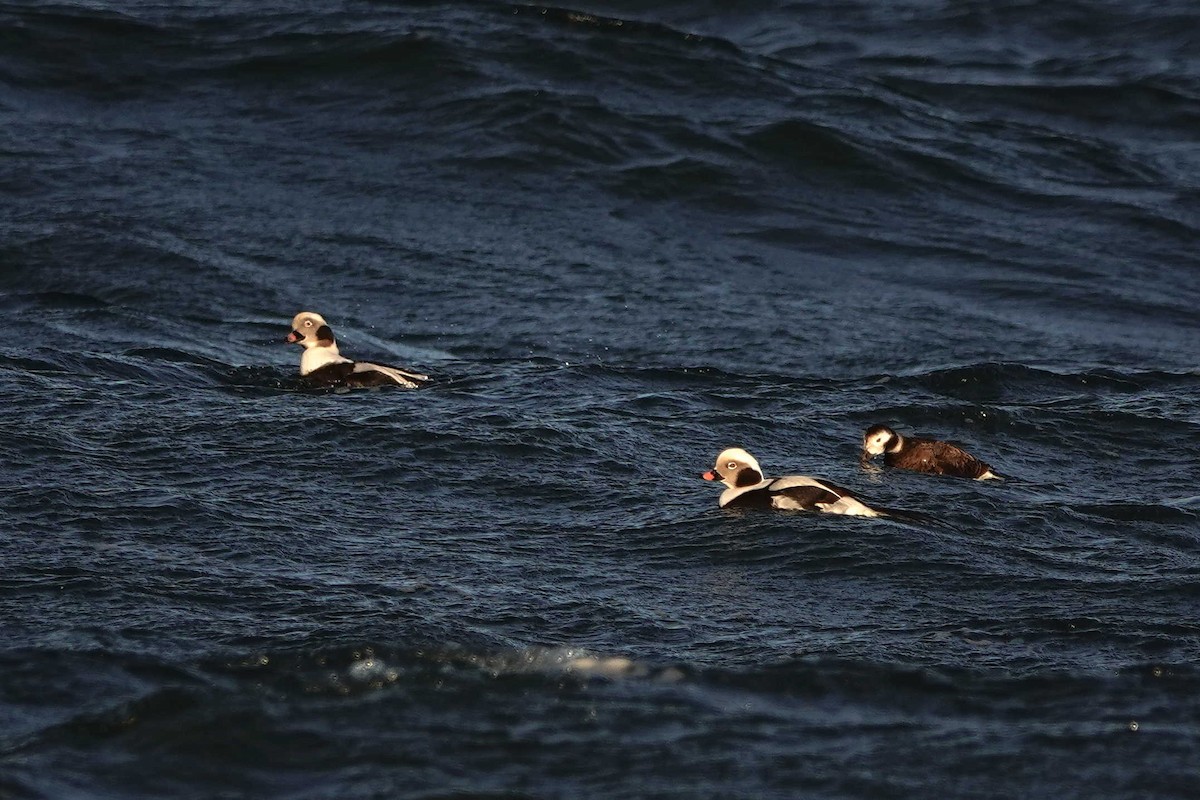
xmin=343 ymin=369 xmax=409 ymax=389
xmin=724 ymin=477 xmax=888 ymax=517
xmin=723 ymin=486 xmax=841 ymax=511
xmin=770 ymin=485 xmax=844 ymax=510
xmin=723 ymin=481 xmax=839 ymax=510
xmin=303 ymin=361 xmax=428 ymax=390
xmin=764 ymin=477 xmax=847 ymax=511
xmin=889 ymin=438 xmax=992 ymax=478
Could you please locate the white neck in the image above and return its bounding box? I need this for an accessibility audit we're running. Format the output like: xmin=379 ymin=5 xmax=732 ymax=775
xmin=300 ymin=343 xmax=350 ymax=375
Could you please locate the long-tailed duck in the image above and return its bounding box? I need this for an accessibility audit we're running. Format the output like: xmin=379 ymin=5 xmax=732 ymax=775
xmin=286 ymin=311 xmax=429 ymax=389
xmin=701 ymin=447 xmax=887 ymax=517
xmin=861 ymin=425 xmax=998 ymax=480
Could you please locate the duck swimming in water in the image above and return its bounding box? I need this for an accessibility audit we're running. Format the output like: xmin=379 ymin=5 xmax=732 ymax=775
xmin=286 ymin=311 xmax=429 ymax=389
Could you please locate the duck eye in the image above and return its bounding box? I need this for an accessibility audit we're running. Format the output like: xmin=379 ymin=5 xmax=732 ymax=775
xmin=727 ymin=462 xmax=737 ymax=470
xmin=304 ymin=321 xmax=313 ymax=327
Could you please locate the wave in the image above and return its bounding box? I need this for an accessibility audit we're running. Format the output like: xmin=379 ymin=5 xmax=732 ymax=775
xmin=550 ymin=361 xmax=1200 ymax=399
xmin=212 ymin=642 xmax=681 ymax=696
xmin=870 ymin=361 xmax=1200 ymax=398
xmin=11 ymin=639 xmax=1197 ymax=731
xmin=3 ymin=0 xmax=1188 ymax=227
xmin=0 ymin=1 xmax=727 ymax=89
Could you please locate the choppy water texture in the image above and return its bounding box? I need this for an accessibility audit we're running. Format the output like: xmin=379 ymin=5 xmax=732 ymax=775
xmin=2 ymin=1 xmax=1200 ymax=797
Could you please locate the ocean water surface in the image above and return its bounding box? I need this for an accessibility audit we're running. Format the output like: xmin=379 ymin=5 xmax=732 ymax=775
xmin=2 ymin=1 xmax=1199 ymax=797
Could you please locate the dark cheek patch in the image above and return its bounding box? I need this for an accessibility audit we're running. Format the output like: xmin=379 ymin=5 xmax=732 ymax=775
xmin=316 ymin=325 xmax=335 ymax=343
xmin=734 ymin=467 xmax=762 ymax=487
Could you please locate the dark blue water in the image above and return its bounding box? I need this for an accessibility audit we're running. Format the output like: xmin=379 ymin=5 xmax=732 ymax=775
xmin=3 ymin=1 xmax=1200 ymax=797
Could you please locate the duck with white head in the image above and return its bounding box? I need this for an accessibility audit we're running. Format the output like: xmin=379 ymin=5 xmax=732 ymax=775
xmin=286 ymin=311 xmax=429 ymax=389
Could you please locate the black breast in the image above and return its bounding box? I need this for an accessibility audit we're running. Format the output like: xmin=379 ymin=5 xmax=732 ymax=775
xmin=722 ymin=486 xmax=776 ymax=509
xmin=302 ymin=362 xmax=357 ymax=387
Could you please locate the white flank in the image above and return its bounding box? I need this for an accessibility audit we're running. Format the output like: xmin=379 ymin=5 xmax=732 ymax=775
xmin=814 ymin=496 xmax=881 ymax=517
